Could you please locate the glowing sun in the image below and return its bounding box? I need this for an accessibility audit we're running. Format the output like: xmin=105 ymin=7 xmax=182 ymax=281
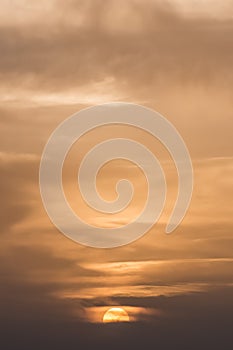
xmin=103 ymin=307 xmax=130 ymax=323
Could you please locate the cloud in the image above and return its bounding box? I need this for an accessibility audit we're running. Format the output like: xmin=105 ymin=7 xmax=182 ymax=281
xmin=0 ymin=0 xmax=233 ymax=97
xmin=0 ymin=2 xmax=232 ymax=348
xmin=1 ymin=283 xmax=233 ymax=349
xmin=0 ymin=1 xmax=232 ymax=161
xmin=0 ymin=152 xmax=39 ymax=232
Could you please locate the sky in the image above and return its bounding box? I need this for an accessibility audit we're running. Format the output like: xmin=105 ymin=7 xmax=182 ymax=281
xmin=0 ymin=1 xmax=233 ymax=349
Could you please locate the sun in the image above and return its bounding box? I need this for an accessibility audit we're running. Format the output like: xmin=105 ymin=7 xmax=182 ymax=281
xmin=103 ymin=307 xmax=130 ymax=323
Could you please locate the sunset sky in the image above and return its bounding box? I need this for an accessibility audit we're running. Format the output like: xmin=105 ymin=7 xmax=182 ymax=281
xmin=1 ymin=1 xmax=233 ymax=349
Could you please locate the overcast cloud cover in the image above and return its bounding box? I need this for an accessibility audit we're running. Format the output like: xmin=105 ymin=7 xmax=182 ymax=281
xmin=0 ymin=1 xmax=232 ymax=349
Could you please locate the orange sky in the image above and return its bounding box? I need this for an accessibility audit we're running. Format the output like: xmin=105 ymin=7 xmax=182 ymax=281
xmin=0 ymin=1 xmax=232 ymax=347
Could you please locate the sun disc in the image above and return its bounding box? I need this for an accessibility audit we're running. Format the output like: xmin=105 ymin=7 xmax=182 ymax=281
xmin=103 ymin=307 xmax=129 ymax=323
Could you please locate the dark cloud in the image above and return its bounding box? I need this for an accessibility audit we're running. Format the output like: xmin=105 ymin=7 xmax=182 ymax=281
xmin=1 ymin=285 xmax=233 ymax=349
xmin=0 ymin=244 xmax=103 ymax=326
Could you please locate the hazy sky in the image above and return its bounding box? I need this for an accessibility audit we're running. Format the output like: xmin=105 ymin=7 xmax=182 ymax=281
xmin=0 ymin=1 xmax=232 ymax=349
